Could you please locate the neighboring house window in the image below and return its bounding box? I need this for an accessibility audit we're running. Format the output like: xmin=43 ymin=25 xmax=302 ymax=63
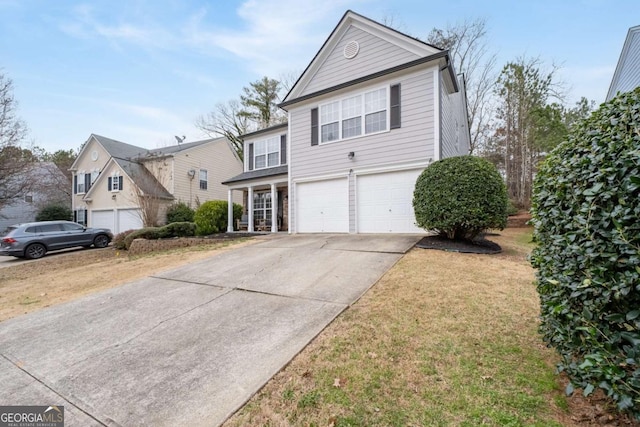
xmin=24 ymin=195 xmax=33 ymax=203
xmin=74 ymin=209 xmax=87 ymax=226
xmin=253 ymin=192 xmax=272 ymax=224
xmin=91 ymin=170 xmax=99 ymax=184
xmin=253 ymin=137 xmax=280 ymax=169
xmin=199 ymin=169 xmax=208 ymax=190
xmin=108 ymin=175 xmax=123 ymax=192
xmin=318 ymin=87 xmax=388 ymax=143
xmin=75 ymin=172 xmax=91 ymax=194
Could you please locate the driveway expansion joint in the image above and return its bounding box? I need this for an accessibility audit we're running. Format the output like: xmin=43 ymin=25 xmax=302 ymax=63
xmin=1 ymin=353 xmax=108 ymax=427
xmin=233 ymin=286 xmax=347 ymax=307
xmin=149 ymin=275 xmax=230 ymax=289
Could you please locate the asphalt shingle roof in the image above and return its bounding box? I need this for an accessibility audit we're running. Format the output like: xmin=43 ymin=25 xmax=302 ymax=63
xmin=222 ymin=165 xmax=288 ymax=184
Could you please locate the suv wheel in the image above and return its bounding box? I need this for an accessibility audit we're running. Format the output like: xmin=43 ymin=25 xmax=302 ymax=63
xmin=93 ymin=234 xmax=110 ymax=248
xmin=25 ymin=243 xmax=46 ymax=259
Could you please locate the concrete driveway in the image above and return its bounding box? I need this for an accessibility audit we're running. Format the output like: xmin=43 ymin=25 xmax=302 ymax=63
xmin=0 ymin=234 xmax=420 ymax=426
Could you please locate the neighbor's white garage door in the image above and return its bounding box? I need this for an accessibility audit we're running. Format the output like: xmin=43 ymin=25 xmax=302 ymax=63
xmin=117 ymin=209 xmax=143 ymax=233
xmin=357 ymin=169 xmax=425 ymax=233
xmin=91 ymin=210 xmax=115 ymax=232
xmin=297 ymin=178 xmax=349 ymax=233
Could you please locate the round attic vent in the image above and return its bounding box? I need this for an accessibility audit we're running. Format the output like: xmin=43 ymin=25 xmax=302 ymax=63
xmin=343 ymin=41 xmax=360 ymax=59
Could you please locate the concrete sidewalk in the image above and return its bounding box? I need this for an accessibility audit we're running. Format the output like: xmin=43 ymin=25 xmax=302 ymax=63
xmin=0 ymin=234 xmax=420 ymax=426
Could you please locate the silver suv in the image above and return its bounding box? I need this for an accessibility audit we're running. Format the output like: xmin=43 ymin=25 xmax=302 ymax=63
xmin=0 ymin=221 xmax=113 ymax=259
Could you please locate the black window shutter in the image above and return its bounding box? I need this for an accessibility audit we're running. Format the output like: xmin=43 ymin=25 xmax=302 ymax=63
xmin=73 ymin=210 xmax=77 ymax=222
xmin=118 ymin=176 xmax=123 ymax=190
xmin=390 ymin=84 xmax=401 ymax=129
xmin=311 ymin=108 xmax=319 ymax=146
xmin=73 ymin=175 xmax=77 ymax=194
xmin=83 ymin=209 xmax=87 ymax=225
xmin=280 ymin=134 xmax=287 ymax=165
xmin=85 ymin=173 xmax=91 ymax=192
xmin=248 ymin=143 xmax=254 ymax=171
xmin=108 ymin=177 xmax=112 ymax=191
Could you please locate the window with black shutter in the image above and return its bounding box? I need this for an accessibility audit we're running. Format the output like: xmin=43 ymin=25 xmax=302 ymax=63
xmin=311 ymin=108 xmax=319 ymax=146
xmin=280 ymin=134 xmax=287 ymax=164
xmin=390 ymin=84 xmax=401 ymax=129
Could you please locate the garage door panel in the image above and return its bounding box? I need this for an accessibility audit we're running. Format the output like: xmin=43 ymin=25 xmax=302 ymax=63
xmin=92 ymin=210 xmax=115 ymax=232
xmin=357 ymin=169 xmax=424 ymax=234
xmin=297 ymin=178 xmax=348 ymax=233
xmin=118 ymin=209 xmax=143 ymax=233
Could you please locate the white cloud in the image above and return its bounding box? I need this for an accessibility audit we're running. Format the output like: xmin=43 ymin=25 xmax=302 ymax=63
xmin=186 ymin=0 xmax=362 ymax=75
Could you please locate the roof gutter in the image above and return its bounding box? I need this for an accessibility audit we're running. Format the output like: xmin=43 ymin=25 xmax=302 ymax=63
xmin=279 ymin=50 xmax=451 ymax=109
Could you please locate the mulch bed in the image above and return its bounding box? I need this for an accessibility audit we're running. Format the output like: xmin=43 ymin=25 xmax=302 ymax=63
xmin=416 ymin=234 xmax=502 ymax=254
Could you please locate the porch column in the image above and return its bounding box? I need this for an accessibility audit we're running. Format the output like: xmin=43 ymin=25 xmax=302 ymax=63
xmin=248 ymin=186 xmax=254 ymax=232
xmin=227 ymin=189 xmax=233 ymax=232
xmin=271 ymin=183 xmax=278 ymax=233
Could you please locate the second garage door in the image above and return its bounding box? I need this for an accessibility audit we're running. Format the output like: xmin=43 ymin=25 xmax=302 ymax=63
xmin=357 ymin=169 xmax=425 ymax=233
xmin=117 ymin=209 xmax=143 ymax=233
xmin=296 ymin=178 xmax=349 ymax=233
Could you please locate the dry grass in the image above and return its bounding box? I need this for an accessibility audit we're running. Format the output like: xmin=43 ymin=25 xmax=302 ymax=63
xmin=0 ymin=239 xmax=253 ymax=322
xmin=224 ymin=228 xmax=569 ymax=426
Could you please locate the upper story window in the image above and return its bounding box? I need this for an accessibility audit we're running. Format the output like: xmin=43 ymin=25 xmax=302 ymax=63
xmin=74 ymin=172 xmax=91 ymax=194
xmin=247 ymin=134 xmax=286 ymax=171
xmin=319 ymin=87 xmax=387 ymax=143
xmin=311 ymin=84 xmax=400 ymax=147
xmin=108 ymin=174 xmax=123 ymax=192
xmin=199 ymin=169 xmax=208 ymax=190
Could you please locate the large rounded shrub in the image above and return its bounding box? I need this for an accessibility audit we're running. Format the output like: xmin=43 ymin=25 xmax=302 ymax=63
xmin=193 ymin=200 xmax=242 ymax=235
xmin=413 ymin=155 xmax=508 ymax=240
xmin=166 ymin=201 xmax=195 ymax=223
xmin=530 ymin=88 xmax=640 ymax=419
xmin=35 ymin=204 xmax=72 ymax=221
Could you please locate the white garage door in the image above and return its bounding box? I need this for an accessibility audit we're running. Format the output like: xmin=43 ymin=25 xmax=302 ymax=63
xmin=357 ymin=169 xmax=425 ymax=233
xmin=91 ymin=210 xmax=115 ymax=232
xmin=297 ymin=178 xmax=349 ymax=233
xmin=117 ymin=209 xmax=143 ymax=233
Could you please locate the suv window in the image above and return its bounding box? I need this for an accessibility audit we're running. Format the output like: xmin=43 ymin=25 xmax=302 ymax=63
xmin=61 ymin=223 xmax=84 ymax=231
xmin=40 ymin=223 xmax=64 ymax=232
xmin=24 ymin=227 xmax=35 ymax=233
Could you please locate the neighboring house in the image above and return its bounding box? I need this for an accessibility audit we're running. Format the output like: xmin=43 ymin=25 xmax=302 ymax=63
xmin=71 ymin=134 xmax=242 ymax=234
xmin=223 ymin=10 xmax=470 ymax=234
xmin=0 ymin=162 xmax=71 ymax=233
xmin=607 ymin=24 xmax=640 ymax=101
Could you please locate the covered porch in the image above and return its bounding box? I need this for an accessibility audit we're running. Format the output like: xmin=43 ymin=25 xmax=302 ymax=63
xmin=223 ymin=166 xmax=288 ymax=233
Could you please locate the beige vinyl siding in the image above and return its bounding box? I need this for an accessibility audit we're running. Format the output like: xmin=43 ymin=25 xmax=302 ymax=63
xmin=172 ymin=140 xmax=242 ymax=207
xmin=72 ymin=138 xmax=112 ymax=212
xmin=89 ymin=161 xmax=140 ymax=209
xmin=301 ymin=26 xmax=421 ymax=97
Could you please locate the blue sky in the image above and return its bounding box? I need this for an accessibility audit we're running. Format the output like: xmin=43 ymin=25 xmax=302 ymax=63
xmin=1 ymin=0 xmax=638 ymax=153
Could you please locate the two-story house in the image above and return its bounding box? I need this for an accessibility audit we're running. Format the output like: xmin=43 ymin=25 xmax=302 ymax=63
xmin=71 ymin=134 xmax=242 ymax=234
xmin=223 ymin=10 xmax=470 ymax=234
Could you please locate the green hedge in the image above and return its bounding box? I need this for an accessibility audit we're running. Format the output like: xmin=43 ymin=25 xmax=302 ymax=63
xmin=121 ymin=222 xmax=196 ymax=250
xmin=193 ymin=200 xmax=243 ymax=235
xmin=166 ymin=202 xmax=195 ymax=223
xmin=35 ymin=204 xmax=72 ymax=222
xmin=530 ymin=87 xmax=640 ymax=419
xmin=413 ymin=155 xmax=508 ymax=240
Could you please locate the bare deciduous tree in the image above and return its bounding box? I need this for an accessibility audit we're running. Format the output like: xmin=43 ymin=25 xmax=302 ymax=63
xmin=427 ymin=18 xmax=497 ymax=154
xmin=0 ymin=71 xmax=33 ymax=211
xmin=195 ymin=100 xmax=250 ymax=159
xmin=125 ymin=156 xmax=173 ymax=227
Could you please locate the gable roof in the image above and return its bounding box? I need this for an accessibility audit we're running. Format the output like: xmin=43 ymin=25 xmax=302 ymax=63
xmin=607 ymin=25 xmax=640 ymax=101
xmin=222 ymin=165 xmax=288 ymax=185
xmin=282 ymin=9 xmax=442 ymax=104
xmin=83 ymin=157 xmax=173 ymax=200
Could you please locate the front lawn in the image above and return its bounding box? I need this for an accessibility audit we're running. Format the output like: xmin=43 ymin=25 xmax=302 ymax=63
xmin=224 ymin=228 xmax=571 ymax=426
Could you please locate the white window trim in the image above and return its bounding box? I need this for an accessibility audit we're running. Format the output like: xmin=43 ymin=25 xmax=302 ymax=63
xmin=318 ymin=85 xmax=390 ymax=145
xmin=253 ymin=136 xmax=281 ymax=171
xmin=111 ymin=173 xmax=122 ymax=192
xmin=199 ymin=169 xmax=208 ymax=190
